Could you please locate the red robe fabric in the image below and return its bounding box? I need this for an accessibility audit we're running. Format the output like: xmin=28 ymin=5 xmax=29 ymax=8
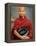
xmin=11 ymin=16 xmax=32 ymax=40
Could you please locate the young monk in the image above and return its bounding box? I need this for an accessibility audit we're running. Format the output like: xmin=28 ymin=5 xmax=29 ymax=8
xmin=11 ymin=7 xmax=32 ymax=40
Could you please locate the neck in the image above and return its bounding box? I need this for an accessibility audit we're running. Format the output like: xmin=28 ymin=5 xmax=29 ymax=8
xmin=19 ymin=16 xmax=24 ymax=19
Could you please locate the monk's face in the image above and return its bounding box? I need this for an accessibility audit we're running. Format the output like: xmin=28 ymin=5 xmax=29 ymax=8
xmin=18 ymin=7 xmax=25 ymax=16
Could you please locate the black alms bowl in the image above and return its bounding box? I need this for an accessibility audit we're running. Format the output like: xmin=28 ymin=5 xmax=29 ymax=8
xmin=18 ymin=27 xmax=28 ymax=36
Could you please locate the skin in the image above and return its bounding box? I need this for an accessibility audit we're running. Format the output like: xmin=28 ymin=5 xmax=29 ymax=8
xmin=18 ymin=7 xmax=25 ymax=17
xmin=13 ymin=7 xmax=30 ymax=40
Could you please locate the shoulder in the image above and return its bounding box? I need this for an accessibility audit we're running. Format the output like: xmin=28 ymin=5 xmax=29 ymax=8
xmin=14 ymin=18 xmax=20 ymax=23
xmin=25 ymin=16 xmax=32 ymax=24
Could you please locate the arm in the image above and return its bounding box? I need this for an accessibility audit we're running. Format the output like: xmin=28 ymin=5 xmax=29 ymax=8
xmin=14 ymin=30 xmax=29 ymax=40
xmin=14 ymin=30 xmax=24 ymax=40
xmin=28 ymin=30 xmax=32 ymax=39
xmin=27 ymin=21 xmax=32 ymax=39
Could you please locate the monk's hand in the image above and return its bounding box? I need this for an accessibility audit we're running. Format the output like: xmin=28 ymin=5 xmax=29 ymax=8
xmin=20 ymin=36 xmax=30 ymax=40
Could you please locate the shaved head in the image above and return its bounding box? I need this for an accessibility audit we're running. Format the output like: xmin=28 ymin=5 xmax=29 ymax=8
xmin=18 ymin=7 xmax=25 ymax=12
xmin=17 ymin=7 xmax=26 ymax=16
